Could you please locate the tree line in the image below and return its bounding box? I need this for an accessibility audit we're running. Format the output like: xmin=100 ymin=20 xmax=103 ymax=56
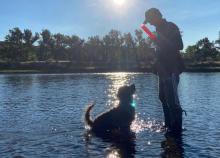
xmin=0 ymin=27 xmax=156 ymax=68
xmin=184 ymin=37 xmax=220 ymax=62
xmin=0 ymin=27 xmax=219 ymax=68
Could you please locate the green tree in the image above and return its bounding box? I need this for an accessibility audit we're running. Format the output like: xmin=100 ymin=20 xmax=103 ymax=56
xmin=103 ymin=30 xmax=123 ymax=64
xmin=103 ymin=34 xmax=112 ymax=63
xmin=215 ymin=35 xmax=220 ymax=60
xmin=196 ymin=38 xmax=218 ymax=61
xmin=85 ymin=36 xmax=103 ymax=65
xmin=185 ymin=45 xmax=198 ymax=61
xmin=123 ymin=32 xmax=136 ymax=67
xmin=134 ymin=29 xmax=154 ymax=65
xmin=185 ymin=37 xmax=219 ymax=62
xmin=23 ymin=29 xmax=39 ymax=61
xmin=5 ymin=27 xmax=23 ymax=61
xmin=65 ymin=35 xmax=84 ymax=62
xmin=53 ymin=33 xmax=68 ymax=60
xmin=38 ymin=29 xmax=54 ymax=60
xmin=0 ymin=41 xmax=10 ymax=61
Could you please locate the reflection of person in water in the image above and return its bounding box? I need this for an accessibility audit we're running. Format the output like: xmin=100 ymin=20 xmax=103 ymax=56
xmin=161 ymin=135 xmax=184 ymax=158
xmin=143 ymin=8 xmax=185 ymax=135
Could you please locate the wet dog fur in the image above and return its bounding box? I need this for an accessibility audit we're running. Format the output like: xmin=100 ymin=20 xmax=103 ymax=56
xmin=85 ymin=84 xmax=136 ymax=134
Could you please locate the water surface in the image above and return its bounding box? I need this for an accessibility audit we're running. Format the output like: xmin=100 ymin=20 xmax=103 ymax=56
xmin=0 ymin=72 xmax=220 ymax=158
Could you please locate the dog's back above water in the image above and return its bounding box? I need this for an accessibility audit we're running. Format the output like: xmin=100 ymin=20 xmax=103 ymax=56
xmin=85 ymin=84 xmax=136 ymax=135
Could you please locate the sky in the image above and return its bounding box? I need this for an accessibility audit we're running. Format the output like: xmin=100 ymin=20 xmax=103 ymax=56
xmin=0 ymin=0 xmax=220 ymax=49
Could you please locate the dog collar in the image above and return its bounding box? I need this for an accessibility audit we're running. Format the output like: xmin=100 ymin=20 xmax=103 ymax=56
xmin=131 ymin=100 xmax=136 ymax=108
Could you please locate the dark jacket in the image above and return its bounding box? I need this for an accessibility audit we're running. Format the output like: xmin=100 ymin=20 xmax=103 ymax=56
xmin=154 ymin=19 xmax=185 ymax=76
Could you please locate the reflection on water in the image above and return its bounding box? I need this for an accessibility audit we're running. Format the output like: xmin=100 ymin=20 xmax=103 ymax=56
xmin=106 ymin=73 xmax=131 ymax=107
xmin=131 ymin=115 xmax=164 ymax=133
xmin=161 ymin=135 xmax=184 ymax=158
xmin=85 ymin=130 xmax=136 ymax=158
xmin=0 ymin=73 xmax=220 ymax=157
xmin=106 ymin=136 xmax=136 ymax=158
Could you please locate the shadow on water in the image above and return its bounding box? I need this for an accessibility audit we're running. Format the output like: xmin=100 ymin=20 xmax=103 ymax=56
xmin=161 ymin=134 xmax=184 ymax=158
xmin=84 ymin=130 xmax=136 ymax=158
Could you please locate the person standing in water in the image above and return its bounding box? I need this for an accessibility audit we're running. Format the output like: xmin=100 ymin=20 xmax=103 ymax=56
xmin=143 ymin=8 xmax=185 ymax=135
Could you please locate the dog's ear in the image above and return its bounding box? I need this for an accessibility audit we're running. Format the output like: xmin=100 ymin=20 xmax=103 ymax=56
xmin=117 ymin=86 xmax=124 ymax=99
xmin=130 ymin=84 xmax=136 ymax=94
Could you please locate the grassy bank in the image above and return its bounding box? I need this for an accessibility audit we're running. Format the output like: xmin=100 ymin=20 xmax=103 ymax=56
xmin=0 ymin=61 xmax=220 ymax=74
xmin=185 ymin=61 xmax=220 ymax=72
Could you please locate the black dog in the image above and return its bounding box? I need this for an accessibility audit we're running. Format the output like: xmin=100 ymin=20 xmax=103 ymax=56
xmin=85 ymin=84 xmax=136 ymax=134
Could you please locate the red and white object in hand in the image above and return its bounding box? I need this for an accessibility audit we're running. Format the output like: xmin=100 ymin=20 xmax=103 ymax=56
xmin=141 ymin=24 xmax=157 ymax=40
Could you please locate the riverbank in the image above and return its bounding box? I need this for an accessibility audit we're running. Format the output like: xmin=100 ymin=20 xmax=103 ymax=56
xmin=184 ymin=61 xmax=220 ymax=72
xmin=0 ymin=61 xmax=220 ymax=74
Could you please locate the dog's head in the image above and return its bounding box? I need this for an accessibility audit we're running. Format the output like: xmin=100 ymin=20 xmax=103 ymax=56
xmin=117 ymin=84 xmax=136 ymax=102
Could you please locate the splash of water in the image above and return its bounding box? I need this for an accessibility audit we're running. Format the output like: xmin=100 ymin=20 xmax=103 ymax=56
xmin=131 ymin=115 xmax=165 ymax=133
xmin=106 ymin=149 xmax=120 ymax=158
xmin=85 ymin=125 xmax=91 ymax=130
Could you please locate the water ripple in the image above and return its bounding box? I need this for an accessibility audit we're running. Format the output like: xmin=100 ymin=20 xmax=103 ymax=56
xmin=0 ymin=72 xmax=219 ymax=157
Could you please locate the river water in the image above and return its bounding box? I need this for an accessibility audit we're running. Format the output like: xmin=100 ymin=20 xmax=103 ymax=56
xmin=0 ymin=72 xmax=219 ymax=158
